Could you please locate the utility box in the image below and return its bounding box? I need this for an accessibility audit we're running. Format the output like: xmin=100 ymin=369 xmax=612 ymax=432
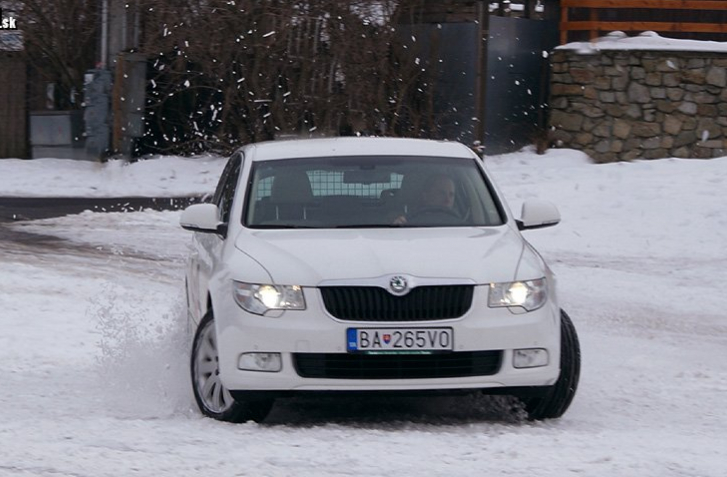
xmin=29 ymin=110 xmax=85 ymax=159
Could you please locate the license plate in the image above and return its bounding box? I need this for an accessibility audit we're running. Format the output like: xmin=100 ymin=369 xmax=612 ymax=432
xmin=346 ymin=327 xmax=453 ymax=353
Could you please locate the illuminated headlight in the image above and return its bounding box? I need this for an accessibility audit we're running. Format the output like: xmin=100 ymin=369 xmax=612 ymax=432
xmin=488 ymin=278 xmax=547 ymax=311
xmin=232 ymin=281 xmax=306 ymax=315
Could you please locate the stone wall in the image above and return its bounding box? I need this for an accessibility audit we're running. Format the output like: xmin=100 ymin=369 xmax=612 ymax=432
xmin=548 ymin=48 xmax=727 ymax=162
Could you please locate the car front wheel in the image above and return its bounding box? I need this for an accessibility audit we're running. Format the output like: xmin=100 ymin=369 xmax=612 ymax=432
xmin=521 ymin=309 xmax=581 ymax=420
xmin=191 ymin=310 xmax=273 ymax=423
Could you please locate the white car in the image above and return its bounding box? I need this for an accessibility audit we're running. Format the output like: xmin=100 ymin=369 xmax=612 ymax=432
xmin=180 ymin=137 xmax=580 ymax=423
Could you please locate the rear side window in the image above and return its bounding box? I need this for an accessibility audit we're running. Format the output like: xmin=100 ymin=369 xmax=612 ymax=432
xmin=249 ymin=171 xmax=402 ymax=200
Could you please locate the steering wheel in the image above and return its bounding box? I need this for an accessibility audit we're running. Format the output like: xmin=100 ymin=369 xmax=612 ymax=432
xmin=407 ymin=206 xmax=462 ymax=224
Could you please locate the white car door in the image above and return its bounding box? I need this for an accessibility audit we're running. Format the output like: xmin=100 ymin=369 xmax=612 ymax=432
xmin=189 ymin=152 xmax=243 ymax=322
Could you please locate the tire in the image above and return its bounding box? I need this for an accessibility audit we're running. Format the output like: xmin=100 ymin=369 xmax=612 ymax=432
xmin=522 ymin=309 xmax=581 ymax=420
xmin=190 ymin=310 xmax=273 ymax=423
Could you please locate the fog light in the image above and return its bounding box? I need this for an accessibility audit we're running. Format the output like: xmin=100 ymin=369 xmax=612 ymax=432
xmin=513 ymin=349 xmax=549 ymax=369
xmin=238 ymin=352 xmax=282 ymax=372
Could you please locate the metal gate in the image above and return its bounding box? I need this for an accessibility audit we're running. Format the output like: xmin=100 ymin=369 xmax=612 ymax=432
xmin=400 ymin=14 xmax=558 ymax=155
xmin=485 ymin=16 xmax=558 ymax=154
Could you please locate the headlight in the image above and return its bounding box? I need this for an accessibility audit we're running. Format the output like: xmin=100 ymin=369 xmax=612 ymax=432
xmin=232 ymin=281 xmax=306 ymax=315
xmin=488 ymin=278 xmax=547 ymax=311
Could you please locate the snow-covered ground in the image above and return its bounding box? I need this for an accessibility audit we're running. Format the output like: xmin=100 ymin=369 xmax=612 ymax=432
xmin=1 ymin=147 xmax=725 ymax=476
xmin=0 ymin=155 xmax=225 ymax=198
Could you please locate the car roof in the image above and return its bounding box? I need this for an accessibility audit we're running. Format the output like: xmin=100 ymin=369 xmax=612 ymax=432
xmin=242 ymin=137 xmax=477 ymax=161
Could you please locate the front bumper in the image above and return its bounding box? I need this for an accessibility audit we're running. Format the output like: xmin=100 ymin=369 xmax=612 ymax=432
xmin=213 ymin=286 xmax=561 ymax=392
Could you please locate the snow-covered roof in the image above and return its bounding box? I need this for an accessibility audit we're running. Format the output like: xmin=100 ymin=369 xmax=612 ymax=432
xmin=558 ymin=31 xmax=727 ymax=53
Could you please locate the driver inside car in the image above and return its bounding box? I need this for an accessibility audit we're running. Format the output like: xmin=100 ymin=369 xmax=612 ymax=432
xmin=392 ymin=173 xmax=456 ymax=225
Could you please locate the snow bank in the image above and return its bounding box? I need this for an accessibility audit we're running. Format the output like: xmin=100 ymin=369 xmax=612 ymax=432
xmin=0 ymin=155 xmax=226 ymax=198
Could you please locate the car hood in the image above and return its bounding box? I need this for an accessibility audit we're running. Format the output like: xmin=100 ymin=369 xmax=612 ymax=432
xmin=234 ymin=227 xmax=543 ymax=287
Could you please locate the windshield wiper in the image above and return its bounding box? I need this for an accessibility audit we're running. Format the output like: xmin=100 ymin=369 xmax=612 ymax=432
xmin=250 ymin=224 xmax=408 ymax=229
xmin=249 ymin=224 xmax=319 ymax=229
xmin=332 ymin=224 xmax=403 ymax=229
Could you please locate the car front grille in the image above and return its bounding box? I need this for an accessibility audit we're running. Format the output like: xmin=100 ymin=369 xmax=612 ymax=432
xmin=293 ymin=351 xmax=502 ymax=380
xmin=319 ymin=285 xmax=474 ymax=321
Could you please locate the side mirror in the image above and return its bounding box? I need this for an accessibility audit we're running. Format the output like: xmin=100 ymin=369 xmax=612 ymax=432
xmin=180 ymin=203 xmax=226 ymax=235
xmin=516 ymin=200 xmax=560 ymax=231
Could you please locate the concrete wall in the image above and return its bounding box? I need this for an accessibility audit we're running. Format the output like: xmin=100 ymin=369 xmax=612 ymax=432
xmin=548 ymin=48 xmax=727 ymax=162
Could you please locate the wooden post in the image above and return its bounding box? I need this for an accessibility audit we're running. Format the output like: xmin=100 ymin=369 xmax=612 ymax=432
xmin=474 ymin=0 xmax=489 ymax=147
xmin=112 ymin=53 xmax=125 ymax=154
xmin=589 ymin=7 xmax=599 ymax=40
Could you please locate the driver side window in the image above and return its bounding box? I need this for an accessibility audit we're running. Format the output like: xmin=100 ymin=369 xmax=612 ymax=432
xmin=213 ymin=152 xmax=243 ymax=224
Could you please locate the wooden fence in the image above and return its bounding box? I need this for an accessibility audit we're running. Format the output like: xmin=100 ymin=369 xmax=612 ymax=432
xmin=560 ymin=0 xmax=727 ymax=43
xmin=0 ymin=52 xmax=27 ymax=158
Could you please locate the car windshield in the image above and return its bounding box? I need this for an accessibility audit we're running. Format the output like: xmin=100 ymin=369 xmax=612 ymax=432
xmin=244 ymin=155 xmax=504 ymax=229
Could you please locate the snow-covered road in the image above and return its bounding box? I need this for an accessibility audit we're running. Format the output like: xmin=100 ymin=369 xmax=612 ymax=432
xmin=1 ymin=149 xmax=725 ymax=476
